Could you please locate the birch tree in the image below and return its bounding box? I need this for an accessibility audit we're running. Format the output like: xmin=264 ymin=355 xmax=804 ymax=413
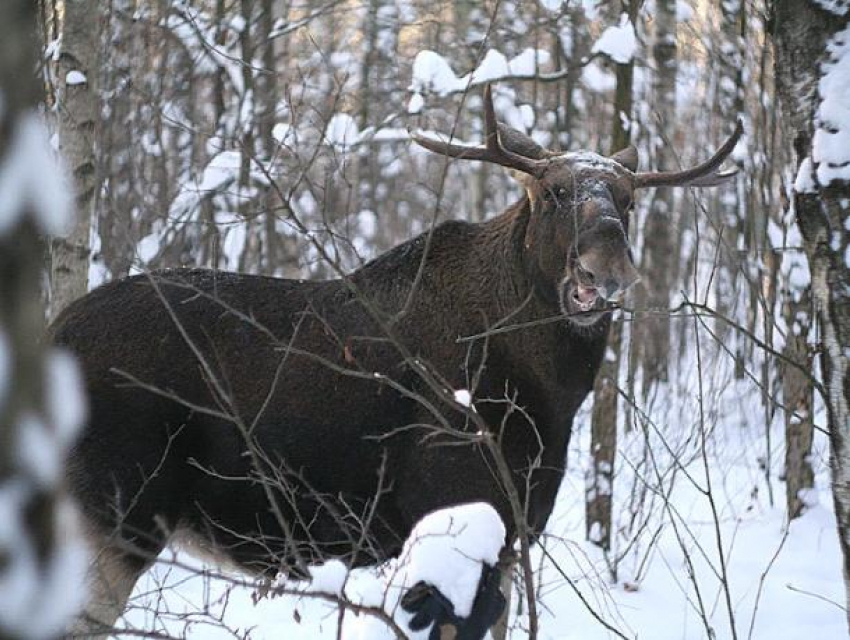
xmin=48 ymin=0 xmax=102 ymax=318
xmin=771 ymin=1 xmax=850 ymax=628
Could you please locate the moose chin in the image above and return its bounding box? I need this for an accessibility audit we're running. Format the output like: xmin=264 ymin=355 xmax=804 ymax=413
xmin=54 ymin=84 xmax=741 ymax=639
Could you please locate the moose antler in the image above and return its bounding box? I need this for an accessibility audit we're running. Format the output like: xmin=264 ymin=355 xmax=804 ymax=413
xmin=633 ymin=120 xmax=743 ymax=188
xmin=412 ymin=85 xmax=547 ymax=178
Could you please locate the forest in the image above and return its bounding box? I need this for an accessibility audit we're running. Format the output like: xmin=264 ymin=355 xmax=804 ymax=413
xmin=0 ymin=0 xmax=849 ymax=639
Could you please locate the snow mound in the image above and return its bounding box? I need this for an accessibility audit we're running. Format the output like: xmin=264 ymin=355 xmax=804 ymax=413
xmin=389 ymin=502 xmax=504 ymax=619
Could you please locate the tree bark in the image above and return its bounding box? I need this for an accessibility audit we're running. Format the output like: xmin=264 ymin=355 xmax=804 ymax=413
xmin=49 ymin=0 xmax=101 ymax=319
xmin=771 ymin=1 xmax=850 ymax=628
xmin=638 ymin=0 xmax=676 ymax=390
xmin=0 ymin=1 xmax=86 ymax=637
xmin=586 ymin=0 xmax=639 ymax=562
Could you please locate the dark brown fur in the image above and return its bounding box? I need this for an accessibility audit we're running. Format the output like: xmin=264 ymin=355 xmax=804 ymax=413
xmin=55 ymin=106 xmax=740 ymax=635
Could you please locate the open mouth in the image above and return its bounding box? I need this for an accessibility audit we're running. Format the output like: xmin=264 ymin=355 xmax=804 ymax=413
xmin=560 ymin=280 xmax=606 ymax=325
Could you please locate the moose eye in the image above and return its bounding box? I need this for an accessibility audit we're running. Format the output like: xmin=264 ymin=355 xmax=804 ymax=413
xmin=544 ymin=187 xmax=568 ymax=205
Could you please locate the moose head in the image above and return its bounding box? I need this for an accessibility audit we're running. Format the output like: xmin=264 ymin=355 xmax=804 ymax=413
xmin=414 ymin=85 xmax=743 ymax=331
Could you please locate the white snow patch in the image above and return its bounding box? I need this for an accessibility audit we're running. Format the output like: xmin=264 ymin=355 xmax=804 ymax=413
xmin=0 ymin=484 xmax=88 ymax=639
xmin=408 ymin=92 xmax=424 ymax=114
xmin=325 ymin=113 xmax=359 ymax=150
xmin=16 ymin=413 xmax=61 ymax=486
xmin=272 ymin=122 xmax=294 ymax=146
xmin=389 ymin=502 xmax=504 ymax=619
xmin=539 ymin=0 xmax=565 ymax=12
xmin=798 ymin=487 xmax=820 ymax=508
xmin=794 ymin=158 xmax=817 ymax=194
xmin=65 ymin=70 xmax=87 ymax=86
xmin=813 ymin=23 xmax=850 ymax=185
xmin=582 ymin=60 xmax=616 ymax=93
xmin=0 ymin=113 xmax=73 ymax=237
xmin=46 ymin=348 xmax=87 ymax=443
xmin=592 ymin=13 xmax=637 ymax=65
xmin=409 ymin=49 xmax=550 ymax=97
xmin=409 ymin=50 xmax=465 ymax=96
xmin=307 ymin=560 xmax=348 ymax=597
xmin=676 ymin=0 xmax=694 ymax=21
xmin=454 ymin=388 xmax=472 ymax=407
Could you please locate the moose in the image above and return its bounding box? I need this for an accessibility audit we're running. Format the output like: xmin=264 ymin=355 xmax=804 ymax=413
xmin=54 ymin=85 xmax=741 ymax=638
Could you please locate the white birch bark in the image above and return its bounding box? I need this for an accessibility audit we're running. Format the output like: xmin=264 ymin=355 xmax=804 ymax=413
xmin=49 ymin=0 xmax=101 ymax=319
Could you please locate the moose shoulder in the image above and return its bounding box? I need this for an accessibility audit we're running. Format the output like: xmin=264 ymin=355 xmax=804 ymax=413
xmin=56 ymin=86 xmax=742 ymax=638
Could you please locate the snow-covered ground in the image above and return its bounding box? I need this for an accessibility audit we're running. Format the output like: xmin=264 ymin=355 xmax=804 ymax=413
xmin=118 ymin=362 xmax=846 ymax=640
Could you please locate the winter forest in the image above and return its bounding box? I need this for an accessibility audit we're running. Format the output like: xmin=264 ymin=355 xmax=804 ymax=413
xmin=1 ymin=0 xmax=850 ymax=639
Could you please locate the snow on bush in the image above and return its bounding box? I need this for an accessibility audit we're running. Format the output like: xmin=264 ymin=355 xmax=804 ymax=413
xmin=591 ymin=13 xmax=637 ymax=65
xmin=287 ymin=502 xmax=505 ymax=639
xmin=389 ymin=502 xmax=504 ymax=619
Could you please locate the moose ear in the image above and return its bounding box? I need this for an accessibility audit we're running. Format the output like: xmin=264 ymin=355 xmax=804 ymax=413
xmin=611 ymin=145 xmax=639 ymax=172
xmin=509 ymin=169 xmax=538 ymax=205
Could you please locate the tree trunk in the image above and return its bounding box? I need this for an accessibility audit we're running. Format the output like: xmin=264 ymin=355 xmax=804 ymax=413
xmin=771 ymin=1 xmax=850 ymax=628
xmin=49 ymin=0 xmax=102 ymax=318
xmin=0 ymin=1 xmax=86 ymax=636
xmin=638 ymin=0 xmax=676 ymax=391
xmin=714 ymin=0 xmax=746 ymax=369
xmin=586 ymin=0 xmax=639 ymax=564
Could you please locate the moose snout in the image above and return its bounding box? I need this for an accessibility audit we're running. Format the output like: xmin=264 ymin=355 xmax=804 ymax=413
xmin=574 ymin=251 xmax=640 ymax=302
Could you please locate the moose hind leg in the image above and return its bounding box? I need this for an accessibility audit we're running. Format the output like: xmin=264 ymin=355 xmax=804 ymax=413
xmin=69 ymin=545 xmax=153 ymax=639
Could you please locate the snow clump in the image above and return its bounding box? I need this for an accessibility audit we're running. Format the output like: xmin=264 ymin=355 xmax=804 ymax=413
xmin=592 ymin=13 xmax=637 ymax=65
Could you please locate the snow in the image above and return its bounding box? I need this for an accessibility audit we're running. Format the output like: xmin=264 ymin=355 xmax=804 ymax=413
xmin=47 ymin=348 xmax=87 ymax=443
xmin=676 ymin=0 xmax=694 ymax=22
xmin=114 ymin=345 xmax=847 ymax=640
xmin=0 ymin=113 xmax=72 ymax=237
xmin=591 ymin=13 xmax=638 ymax=65
xmin=794 ymin=158 xmax=817 ymax=194
xmin=812 ymin=0 xmax=850 ymax=15
xmin=407 ymin=92 xmax=424 ymax=114
xmin=582 ymin=60 xmax=616 ymax=93
xmin=65 ymin=70 xmax=87 ymax=85
xmin=272 ymin=122 xmax=295 ymax=146
xmin=384 ymin=502 xmax=505 ymax=619
xmin=325 ymin=113 xmax=359 ymax=150
xmin=454 ymin=388 xmax=473 ymax=407
xmin=410 ymin=50 xmax=465 ymax=96
xmin=813 ymin=23 xmax=850 ymax=185
xmin=539 ymin=0 xmax=565 ymax=12
xmin=409 ymin=49 xmax=550 ymax=97
xmin=307 ymin=560 xmax=348 ymax=597
xmin=0 ymin=484 xmax=88 ymax=640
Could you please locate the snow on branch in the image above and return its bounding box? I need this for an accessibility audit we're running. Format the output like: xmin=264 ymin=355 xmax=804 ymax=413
xmin=591 ymin=13 xmax=637 ymax=65
xmin=408 ymin=48 xmax=551 ymax=113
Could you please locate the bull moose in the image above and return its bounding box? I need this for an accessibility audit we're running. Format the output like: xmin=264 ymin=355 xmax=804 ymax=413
xmin=54 ymin=85 xmax=741 ymax=638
